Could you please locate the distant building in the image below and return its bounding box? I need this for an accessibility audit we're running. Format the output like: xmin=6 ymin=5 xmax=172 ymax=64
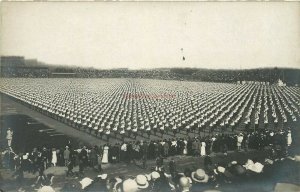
xmin=25 ymin=59 xmax=39 ymax=66
xmin=0 ymin=56 xmax=49 ymax=77
xmin=0 ymin=56 xmax=25 ymax=67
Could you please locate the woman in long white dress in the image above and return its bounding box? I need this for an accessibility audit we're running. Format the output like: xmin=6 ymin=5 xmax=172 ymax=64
xmin=183 ymin=140 xmax=188 ymax=155
xmin=287 ymin=130 xmax=292 ymax=147
xmin=200 ymin=142 xmax=206 ymax=156
xmin=51 ymin=148 xmax=57 ymax=166
xmin=102 ymin=145 xmax=109 ymax=164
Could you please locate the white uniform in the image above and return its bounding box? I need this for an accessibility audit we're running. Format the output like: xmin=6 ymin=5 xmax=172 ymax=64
xmin=287 ymin=132 xmax=292 ymax=146
xmin=200 ymin=142 xmax=206 ymax=156
xmin=102 ymin=146 xmax=109 ymax=163
xmin=6 ymin=129 xmax=13 ymax=147
xmin=52 ymin=150 xmax=57 ymax=166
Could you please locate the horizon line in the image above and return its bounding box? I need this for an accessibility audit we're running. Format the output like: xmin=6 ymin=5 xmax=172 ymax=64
xmin=1 ymin=55 xmax=300 ymax=71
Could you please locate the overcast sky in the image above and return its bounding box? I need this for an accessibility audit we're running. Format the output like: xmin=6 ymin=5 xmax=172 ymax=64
xmin=1 ymin=2 xmax=299 ymax=69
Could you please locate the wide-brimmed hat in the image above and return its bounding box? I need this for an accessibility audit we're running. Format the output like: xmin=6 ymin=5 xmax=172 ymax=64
xmin=79 ymin=177 xmax=93 ymax=189
xmin=191 ymin=169 xmax=209 ymax=183
xmin=135 ymin=175 xmax=149 ymax=189
xmin=122 ymin=179 xmax=138 ymax=192
xmin=37 ymin=186 xmax=55 ymax=192
xmin=294 ymin=155 xmax=300 ymax=162
xmin=217 ymin=166 xmax=226 ymax=173
xmin=150 ymin=171 xmax=160 ymax=180
xmin=179 ymin=176 xmax=191 ymax=190
xmin=231 ymin=161 xmax=238 ymax=165
xmin=274 ymin=183 xmax=300 ymax=192
xmin=97 ymin=174 xmax=108 ymax=180
xmin=265 ymin=158 xmax=274 ymax=165
xmin=248 ymin=162 xmax=264 ymax=173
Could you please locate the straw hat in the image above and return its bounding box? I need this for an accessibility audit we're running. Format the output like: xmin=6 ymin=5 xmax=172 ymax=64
xmin=191 ymin=169 xmax=209 ymax=183
xmin=97 ymin=174 xmax=108 ymax=180
xmin=294 ymin=155 xmax=300 ymax=162
xmin=265 ymin=158 xmax=274 ymax=165
xmin=179 ymin=176 xmax=191 ymax=191
xmin=122 ymin=179 xmax=138 ymax=192
xmin=37 ymin=186 xmax=55 ymax=192
xmin=249 ymin=162 xmax=264 ymax=173
xmin=79 ymin=177 xmax=93 ymax=189
xmin=217 ymin=166 xmax=225 ymax=173
xmin=274 ymin=183 xmax=300 ymax=192
xmin=231 ymin=161 xmax=238 ymax=165
xmin=151 ymin=171 xmax=160 ymax=180
xmin=135 ymin=175 xmax=149 ymax=189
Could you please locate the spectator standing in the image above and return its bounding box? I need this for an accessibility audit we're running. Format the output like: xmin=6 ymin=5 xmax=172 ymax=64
xmin=6 ymin=128 xmax=13 ymax=148
xmin=287 ymin=130 xmax=292 ymax=147
xmin=102 ymin=144 xmax=109 ymax=164
xmin=200 ymin=141 xmax=206 ymax=156
xmin=66 ymin=155 xmax=75 ymax=177
xmin=163 ymin=140 xmax=169 ymax=157
xmin=63 ymin=146 xmax=70 ymax=167
xmin=192 ymin=139 xmax=198 ymax=156
xmin=168 ymin=158 xmax=177 ymax=178
xmin=237 ymin=133 xmax=244 ymax=151
xmin=51 ymin=148 xmax=57 ymax=167
xmin=14 ymin=156 xmax=25 ymax=192
xmin=89 ymin=146 xmax=98 ymax=168
xmin=78 ymin=146 xmax=88 ymax=175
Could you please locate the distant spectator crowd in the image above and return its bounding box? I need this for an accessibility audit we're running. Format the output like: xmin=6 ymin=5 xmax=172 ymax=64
xmin=1 ymin=63 xmax=300 ymax=86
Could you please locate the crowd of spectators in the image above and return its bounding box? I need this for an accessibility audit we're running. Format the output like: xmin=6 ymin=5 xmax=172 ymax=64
xmin=67 ymin=154 xmax=300 ymax=192
xmin=1 ymin=127 xmax=294 ymax=191
xmin=1 ymin=61 xmax=300 ymax=85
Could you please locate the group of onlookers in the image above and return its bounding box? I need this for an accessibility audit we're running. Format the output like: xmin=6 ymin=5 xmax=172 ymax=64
xmin=2 ymin=127 xmax=293 ymax=172
xmin=59 ymin=152 xmax=300 ymax=192
xmin=1 ymin=126 xmax=294 ymax=192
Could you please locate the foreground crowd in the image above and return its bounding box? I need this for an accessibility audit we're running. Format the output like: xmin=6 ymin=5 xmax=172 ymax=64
xmin=61 ymin=154 xmax=300 ymax=192
xmin=1 ymin=127 xmax=294 ymax=192
xmin=3 ymin=142 xmax=298 ymax=192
